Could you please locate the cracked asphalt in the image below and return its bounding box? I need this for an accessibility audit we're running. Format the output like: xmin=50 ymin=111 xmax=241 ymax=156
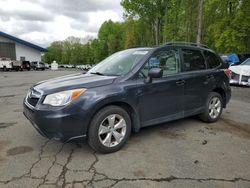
xmin=0 ymin=70 xmax=250 ymax=188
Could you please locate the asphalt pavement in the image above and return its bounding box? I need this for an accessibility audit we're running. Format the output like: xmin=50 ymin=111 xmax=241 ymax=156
xmin=0 ymin=70 xmax=249 ymax=188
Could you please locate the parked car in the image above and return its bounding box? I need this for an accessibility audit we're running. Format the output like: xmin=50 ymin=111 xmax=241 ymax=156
xmin=59 ymin=64 xmax=65 ymax=68
xmin=21 ymin=61 xmax=31 ymax=71
xmin=229 ymin=58 xmax=250 ymax=86
xmin=0 ymin=57 xmax=22 ymax=71
xmin=64 ymin=64 xmax=74 ymax=68
xmin=30 ymin=61 xmax=45 ymax=70
xmin=23 ymin=42 xmax=231 ymax=153
xmin=77 ymin=64 xmax=89 ymax=70
xmin=0 ymin=57 xmax=12 ymax=71
xmin=44 ymin=63 xmax=50 ymax=69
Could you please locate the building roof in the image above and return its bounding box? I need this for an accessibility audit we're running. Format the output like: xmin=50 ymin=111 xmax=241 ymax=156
xmin=0 ymin=31 xmax=47 ymax=52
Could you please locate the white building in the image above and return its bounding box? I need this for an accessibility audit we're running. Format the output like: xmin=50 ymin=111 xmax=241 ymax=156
xmin=0 ymin=31 xmax=46 ymax=62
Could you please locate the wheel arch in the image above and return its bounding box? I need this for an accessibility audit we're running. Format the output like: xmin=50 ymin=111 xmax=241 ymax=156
xmin=212 ymin=87 xmax=226 ymax=107
xmin=87 ymin=100 xmax=141 ymax=134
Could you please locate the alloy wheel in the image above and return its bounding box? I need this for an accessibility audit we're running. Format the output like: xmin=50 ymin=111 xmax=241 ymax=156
xmin=208 ymin=97 xmax=222 ymax=119
xmin=98 ymin=114 xmax=127 ymax=147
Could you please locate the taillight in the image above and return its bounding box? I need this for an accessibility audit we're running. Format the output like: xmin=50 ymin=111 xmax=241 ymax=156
xmin=224 ymin=69 xmax=231 ymax=78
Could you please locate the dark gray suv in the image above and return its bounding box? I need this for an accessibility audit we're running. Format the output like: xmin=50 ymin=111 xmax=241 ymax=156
xmin=23 ymin=42 xmax=231 ymax=153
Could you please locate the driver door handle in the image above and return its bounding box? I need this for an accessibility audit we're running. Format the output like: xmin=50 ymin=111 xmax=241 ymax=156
xmin=176 ymin=80 xmax=185 ymax=86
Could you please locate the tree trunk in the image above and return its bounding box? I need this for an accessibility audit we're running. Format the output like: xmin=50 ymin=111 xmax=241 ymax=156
xmin=196 ymin=0 xmax=203 ymax=44
xmin=154 ymin=18 xmax=161 ymax=45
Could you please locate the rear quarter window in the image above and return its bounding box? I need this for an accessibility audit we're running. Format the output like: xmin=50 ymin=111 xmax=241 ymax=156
xmin=204 ymin=51 xmax=221 ymax=69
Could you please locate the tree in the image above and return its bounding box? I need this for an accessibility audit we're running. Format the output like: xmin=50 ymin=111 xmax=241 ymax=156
xmin=121 ymin=0 xmax=167 ymax=45
xmin=98 ymin=20 xmax=124 ymax=57
xmin=43 ymin=0 xmax=250 ymax=64
xmin=196 ymin=0 xmax=203 ymax=44
xmin=42 ymin=41 xmax=63 ymax=64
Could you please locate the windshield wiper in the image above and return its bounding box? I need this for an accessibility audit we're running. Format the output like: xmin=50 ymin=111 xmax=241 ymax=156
xmin=90 ymin=72 xmax=105 ymax=76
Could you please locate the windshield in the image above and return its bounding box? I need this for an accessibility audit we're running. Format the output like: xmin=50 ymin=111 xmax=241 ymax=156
xmin=241 ymin=58 xmax=250 ymax=65
xmin=88 ymin=49 xmax=149 ymax=76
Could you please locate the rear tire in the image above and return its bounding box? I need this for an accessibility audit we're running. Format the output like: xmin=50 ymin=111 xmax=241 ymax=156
xmin=199 ymin=92 xmax=223 ymax=123
xmin=88 ymin=105 xmax=131 ymax=153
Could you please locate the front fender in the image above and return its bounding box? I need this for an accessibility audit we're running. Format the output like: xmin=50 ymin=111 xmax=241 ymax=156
xmin=74 ymin=85 xmax=141 ymax=132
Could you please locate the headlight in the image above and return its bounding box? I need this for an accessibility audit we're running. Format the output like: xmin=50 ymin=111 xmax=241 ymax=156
xmin=43 ymin=88 xmax=86 ymax=106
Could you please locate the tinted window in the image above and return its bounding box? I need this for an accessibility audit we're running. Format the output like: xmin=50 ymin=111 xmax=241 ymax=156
xmin=204 ymin=51 xmax=221 ymax=68
xmin=140 ymin=49 xmax=179 ymax=78
xmin=182 ymin=49 xmax=206 ymax=71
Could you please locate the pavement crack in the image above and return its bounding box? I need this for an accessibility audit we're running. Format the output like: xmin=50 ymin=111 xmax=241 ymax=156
xmin=0 ymin=139 xmax=51 ymax=184
xmin=55 ymin=146 xmax=75 ymax=187
xmin=37 ymin=143 xmax=66 ymax=188
xmin=102 ymin=176 xmax=250 ymax=186
xmin=88 ymin=151 xmax=99 ymax=172
xmin=86 ymin=151 xmax=100 ymax=187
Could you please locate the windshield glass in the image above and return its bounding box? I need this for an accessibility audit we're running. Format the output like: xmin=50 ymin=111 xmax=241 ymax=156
xmin=241 ymin=58 xmax=250 ymax=65
xmin=88 ymin=49 xmax=149 ymax=76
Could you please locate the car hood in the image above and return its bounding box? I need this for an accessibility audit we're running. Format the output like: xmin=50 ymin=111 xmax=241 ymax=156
xmin=33 ymin=73 xmax=116 ymax=95
xmin=229 ymin=65 xmax=250 ymax=76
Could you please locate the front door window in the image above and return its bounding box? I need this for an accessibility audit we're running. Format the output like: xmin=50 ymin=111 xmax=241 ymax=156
xmin=139 ymin=49 xmax=180 ymax=78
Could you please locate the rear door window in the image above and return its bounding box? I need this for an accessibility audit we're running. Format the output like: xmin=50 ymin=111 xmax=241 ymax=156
xmin=182 ymin=49 xmax=206 ymax=71
xmin=204 ymin=51 xmax=221 ymax=69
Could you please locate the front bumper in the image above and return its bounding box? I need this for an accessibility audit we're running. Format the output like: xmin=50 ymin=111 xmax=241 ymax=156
xmin=230 ymin=79 xmax=250 ymax=86
xmin=23 ymin=101 xmax=88 ymax=142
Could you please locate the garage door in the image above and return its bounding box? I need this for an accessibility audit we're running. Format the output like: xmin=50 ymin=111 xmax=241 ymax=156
xmin=0 ymin=42 xmax=16 ymax=60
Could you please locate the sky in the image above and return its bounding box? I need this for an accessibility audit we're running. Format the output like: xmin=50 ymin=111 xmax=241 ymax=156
xmin=0 ymin=0 xmax=124 ymax=47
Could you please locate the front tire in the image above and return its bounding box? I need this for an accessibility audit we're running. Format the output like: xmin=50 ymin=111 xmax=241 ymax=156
xmin=199 ymin=92 xmax=223 ymax=123
xmin=88 ymin=105 xmax=131 ymax=153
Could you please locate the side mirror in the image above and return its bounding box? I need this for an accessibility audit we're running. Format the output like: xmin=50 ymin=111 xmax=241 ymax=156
xmin=146 ymin=68 xmax=163 ymax=83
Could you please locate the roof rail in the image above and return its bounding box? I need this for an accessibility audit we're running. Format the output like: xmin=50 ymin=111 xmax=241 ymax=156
xmin=165 ymin=42 xmax=209 ymax=49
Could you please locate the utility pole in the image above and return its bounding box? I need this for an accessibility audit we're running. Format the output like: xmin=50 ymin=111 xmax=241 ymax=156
xmin=196 ymin=0 xmax=203 ymax=44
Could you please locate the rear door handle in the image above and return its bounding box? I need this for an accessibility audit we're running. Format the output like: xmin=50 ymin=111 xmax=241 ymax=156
xmin=176 ymin=80 xmax=185 ymax=86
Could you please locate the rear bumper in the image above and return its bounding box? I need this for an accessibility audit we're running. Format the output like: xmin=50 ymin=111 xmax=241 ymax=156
xmin=23 ymin=101 xmax=88 ymax=142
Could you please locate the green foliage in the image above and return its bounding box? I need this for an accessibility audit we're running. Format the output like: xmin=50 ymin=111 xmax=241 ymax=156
xmin=204 ymin=0 xmax=250 ymax=53
xmin=43 ymin=0 xmax=250 ymax=65
xmin=42 ymin=41 xmax=63 ymax=63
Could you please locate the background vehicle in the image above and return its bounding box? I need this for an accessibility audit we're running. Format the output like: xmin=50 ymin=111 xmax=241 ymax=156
xmin=0 ymin=57 xmax=22 ymax=71
xmin=64 ymin=64 xmax=74 ymax=68
xmin=12 ymin=60 xmax=22 ymax=71
xmin=21 ymin=61 xmax=31 ymax=71
xmin=44 ymin=63 xmax=50 ymax=69
xmin=30 ymin=61 xmax=45 ymax=70
xmin=0 ymin=57 xmax=12 ymax=71
xmin=23 ymin=42 xmax=231 ymax=153
xmin=229 ymin=58 xmax=250 ymax=86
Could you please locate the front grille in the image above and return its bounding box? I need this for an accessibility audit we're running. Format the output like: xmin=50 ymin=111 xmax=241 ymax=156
xmin=27 ymin=97 xmax=39 ymax=107
xmin=26 ymin=88 xmax=42 ymax=107
xmin=241 ymin=75 xmax=250 ymax=82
